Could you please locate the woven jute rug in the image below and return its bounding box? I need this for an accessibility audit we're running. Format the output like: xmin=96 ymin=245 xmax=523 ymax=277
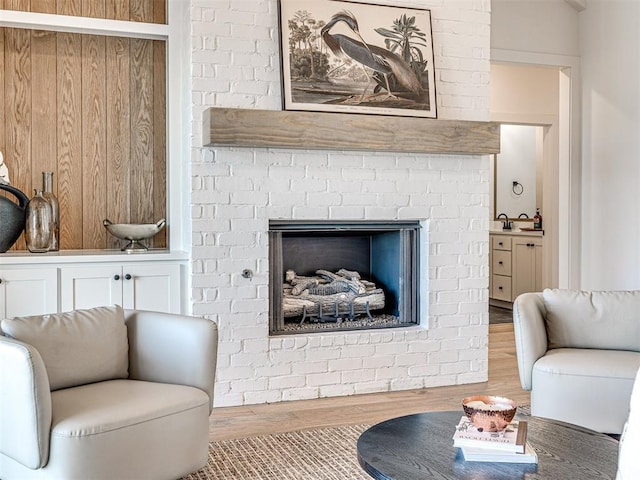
xmin=182 ymin=424 xmax=371 ymax=480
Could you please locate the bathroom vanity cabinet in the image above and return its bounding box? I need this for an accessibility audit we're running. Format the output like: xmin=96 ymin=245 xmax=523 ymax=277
xmin=490 ymin=232 xmax=543 ymax=306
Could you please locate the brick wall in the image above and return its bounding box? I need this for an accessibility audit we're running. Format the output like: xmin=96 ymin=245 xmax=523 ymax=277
xmin=190 ymin=0 xmax=492 ymax=407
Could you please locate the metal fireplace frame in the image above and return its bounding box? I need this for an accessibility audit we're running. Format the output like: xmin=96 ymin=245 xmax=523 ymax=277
xmin=268 ymin=220 xmax=420 ymax=335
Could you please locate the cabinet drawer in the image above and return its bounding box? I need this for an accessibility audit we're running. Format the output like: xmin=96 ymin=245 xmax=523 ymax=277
xmin=492 ymin=236 xmax=512 ymax=251
xmin=491 ymin=275 xmax=512 ymax=302
xmin=492 ymin=250 xmax=512 ymax=276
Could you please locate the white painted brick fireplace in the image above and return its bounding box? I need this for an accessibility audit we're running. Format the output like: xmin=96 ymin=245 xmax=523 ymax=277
xmin=190 ymin=0 xmax=492 ymax=407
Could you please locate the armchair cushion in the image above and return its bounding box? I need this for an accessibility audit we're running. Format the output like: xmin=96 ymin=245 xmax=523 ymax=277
xmin=542 ymin=289 xmax=640 ymax=351
xmin=1 ymin=306 xmax=129 ymax=390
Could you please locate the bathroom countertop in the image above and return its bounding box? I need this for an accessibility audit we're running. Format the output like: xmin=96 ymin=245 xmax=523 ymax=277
xmin=490 ymin=228 xmax=544 ymax=236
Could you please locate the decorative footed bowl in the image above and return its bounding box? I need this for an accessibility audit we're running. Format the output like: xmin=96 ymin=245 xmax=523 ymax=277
xmin=103 ymin=218 xmax=166 ymax=252
xmin=462 ymin=395 xmax=518 ymax=432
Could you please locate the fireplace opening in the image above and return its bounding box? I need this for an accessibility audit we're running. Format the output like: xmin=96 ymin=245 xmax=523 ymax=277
xmin=269 ymin=220 xmax=420 ymax=335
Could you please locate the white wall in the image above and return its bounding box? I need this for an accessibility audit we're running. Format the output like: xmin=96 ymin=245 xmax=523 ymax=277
xmin=580 ymin=0 xmax=640 ymax=289
xmin=490 ymin=64 xmax=560 ymax=120
xmin=491 ymin=0 xmax=580 ymax=57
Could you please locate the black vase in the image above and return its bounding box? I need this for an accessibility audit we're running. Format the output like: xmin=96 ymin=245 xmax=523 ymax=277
xmin=0 ymin=183 xmax=29 ymax=253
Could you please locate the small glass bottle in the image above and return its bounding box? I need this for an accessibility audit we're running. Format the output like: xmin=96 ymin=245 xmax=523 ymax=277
xmin=25 ymin=190 xmax=53 ymax=253
xmin=533 ymin=208 xmax=542 ymax=229
xmin=42 ymin=172 xmax=59 ymax=251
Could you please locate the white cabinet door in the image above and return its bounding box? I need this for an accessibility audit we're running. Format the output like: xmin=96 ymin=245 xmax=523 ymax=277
xmin=60 ymin=263 xmax=181 ymax=313
xmin=122 ymin=263 xmax=181 ymax=313
xmin=60 ymin=265 xmax=123 ymax=312
xmin=512 ymin=237 xmax=543 ymax=300
xmin=0 ymin=267 xmax=58 ymax=318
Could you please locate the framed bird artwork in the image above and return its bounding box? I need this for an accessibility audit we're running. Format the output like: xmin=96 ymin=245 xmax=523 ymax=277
xmin=278 ymin=0 xmax=437 ymax=118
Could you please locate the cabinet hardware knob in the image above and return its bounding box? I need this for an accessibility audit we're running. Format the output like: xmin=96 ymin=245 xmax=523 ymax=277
xmin=125 ymin=274 xmax=132 ymax=280
xmin=498 ymin=242 xmax=503 ymax=246
xmin=114 ymin=275 xmax=120 ymax=281
xmin=498 ymin=261 xmax=503 ymax=265
xmin=498 ymin=286 xmax=503 ymax=290
xmin=0 ymin=279 xmax=3 ymax=284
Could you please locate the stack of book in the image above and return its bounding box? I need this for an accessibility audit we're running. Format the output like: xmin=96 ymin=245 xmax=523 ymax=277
xmin=452 ymin=416 xmax=538 ymax=463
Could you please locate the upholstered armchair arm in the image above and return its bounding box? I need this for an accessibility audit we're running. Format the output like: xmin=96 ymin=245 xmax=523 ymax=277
xmin=124 ymin=310 xmax=218 ymax=412
xmin=512 ymin=292 xmax=549 ymax=390
xmin=0 ymin=335 xmax=52 ymax=469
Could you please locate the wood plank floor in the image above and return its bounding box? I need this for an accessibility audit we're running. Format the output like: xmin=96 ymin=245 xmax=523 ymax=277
xmin=209 ymin=323 xmax=527 ymax=441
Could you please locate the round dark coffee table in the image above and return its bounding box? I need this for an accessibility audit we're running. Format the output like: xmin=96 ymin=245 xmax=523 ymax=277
xmin=357 ymin=411 xmax=619 ymax=480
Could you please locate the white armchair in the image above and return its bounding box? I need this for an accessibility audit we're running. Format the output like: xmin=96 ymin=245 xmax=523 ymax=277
xmin=513 ymin=289 xmax=640 ymax=434
xmin=617 ymin=366 xmax=640 ymax=479
xmin=0 ymin=306 xmax=218 ymax=480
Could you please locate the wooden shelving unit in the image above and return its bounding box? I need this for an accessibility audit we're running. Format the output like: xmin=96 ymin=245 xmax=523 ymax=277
xmin=203 ymin=107 xmax=500 ymax=155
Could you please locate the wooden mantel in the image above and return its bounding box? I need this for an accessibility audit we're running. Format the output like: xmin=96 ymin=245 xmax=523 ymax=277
xmin=203 ymin=108 xmax=500 ymax=155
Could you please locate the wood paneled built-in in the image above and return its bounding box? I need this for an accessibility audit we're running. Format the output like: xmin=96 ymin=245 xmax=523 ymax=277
xmin=4 ymin=28 xmax=31 ymax=251
xmin=0 ymin=1 xmax=167 ymax=24
xmin=57 ymin=31 xmax=83 ymax=248
xmin=105 ymin=35 xmax=131 ymax=249
xmin=0 ymin=27 xmax=167 ymax=250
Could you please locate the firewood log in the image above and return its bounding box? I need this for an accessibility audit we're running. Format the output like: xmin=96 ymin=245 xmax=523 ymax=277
xmin=291 ymin=278 xmax=319 ymax=295
xmin=337 ymin=268 xmax=361 ymax=280
xmin=316 ymin=270 xmax=366 ymax=294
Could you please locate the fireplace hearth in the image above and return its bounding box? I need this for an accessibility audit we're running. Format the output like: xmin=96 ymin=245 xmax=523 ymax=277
xmin=269 ymin=220 xmax=420 ymax=335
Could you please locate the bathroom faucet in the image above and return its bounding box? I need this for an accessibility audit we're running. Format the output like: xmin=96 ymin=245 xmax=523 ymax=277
xmin=518 ymin=213 xmax=529 ymax=219
xmin=497 ymin=213 xmax=512 ymax=230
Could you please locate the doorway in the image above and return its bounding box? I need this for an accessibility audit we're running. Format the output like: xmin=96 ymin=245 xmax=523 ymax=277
xmin=490 ymin=62 xmax=569 ymax=296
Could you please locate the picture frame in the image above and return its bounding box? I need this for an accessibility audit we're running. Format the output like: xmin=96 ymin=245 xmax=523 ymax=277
xmin=278 ymin=0 xmax=437 ymax=118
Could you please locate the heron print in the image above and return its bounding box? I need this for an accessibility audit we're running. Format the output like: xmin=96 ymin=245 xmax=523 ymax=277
xmin=279 ymin=0 xmax=436 ymax=117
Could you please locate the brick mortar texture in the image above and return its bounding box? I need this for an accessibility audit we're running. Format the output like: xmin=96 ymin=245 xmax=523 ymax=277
xmin=190 ymin=0 xmax=491 ymax=407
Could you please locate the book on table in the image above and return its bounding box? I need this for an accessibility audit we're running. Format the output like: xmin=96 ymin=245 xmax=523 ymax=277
xmin=460 ymin=441 xmax=538 ymax=464
xmin=452 ymin=416 xmax=528 ymax=454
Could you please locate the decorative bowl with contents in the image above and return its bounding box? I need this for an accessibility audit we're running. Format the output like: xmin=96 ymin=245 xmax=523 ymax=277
xmin=462 ymin=395 xmax=518 ymax=432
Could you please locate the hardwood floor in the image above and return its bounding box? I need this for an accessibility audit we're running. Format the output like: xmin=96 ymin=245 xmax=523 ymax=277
xmin=209 ymin=323 xmax=528 ymax=441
